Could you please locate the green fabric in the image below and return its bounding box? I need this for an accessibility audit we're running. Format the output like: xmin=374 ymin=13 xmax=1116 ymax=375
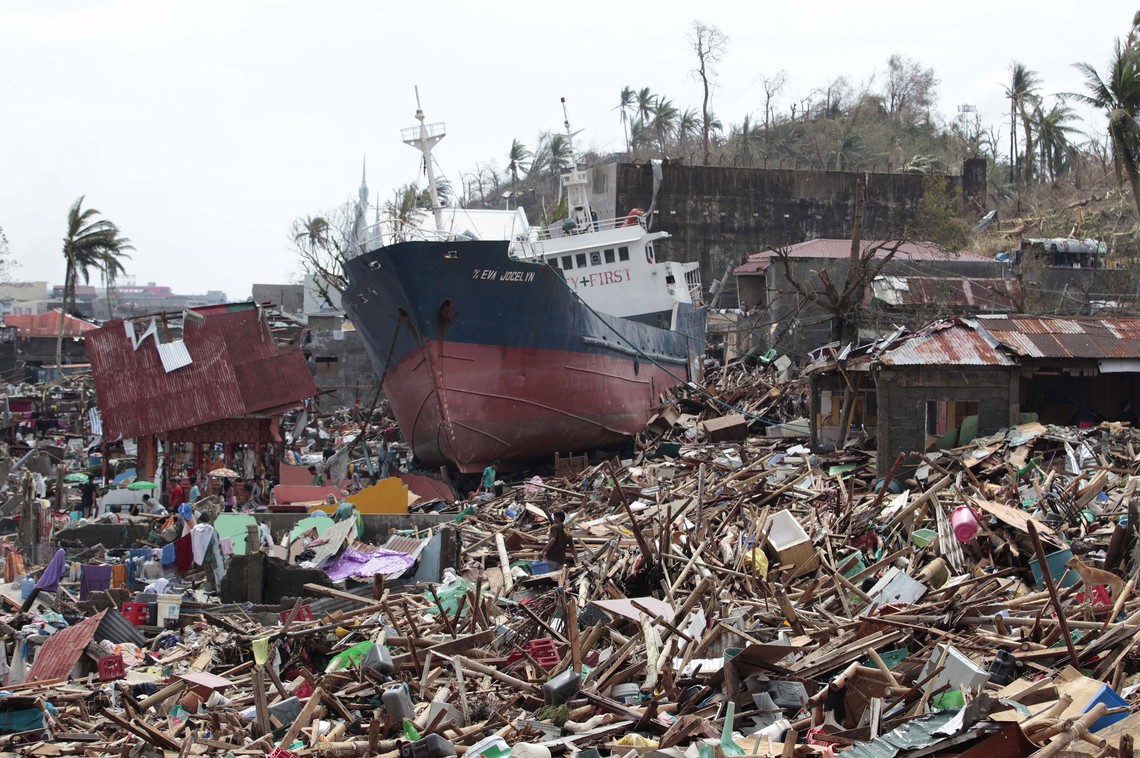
xmin=290 ymin=516 xmax=333 ymax=542
xmin=325 ymin=640 xmax=375 ymax=672
xmin=213 ymin=514 xmax=258 ymax=556
xmin=482 ymin=466 xmax=496 ymax=489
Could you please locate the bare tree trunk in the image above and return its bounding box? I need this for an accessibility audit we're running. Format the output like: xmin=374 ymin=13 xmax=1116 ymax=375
xmin=54 ymin=263 xmax=71 ymax=373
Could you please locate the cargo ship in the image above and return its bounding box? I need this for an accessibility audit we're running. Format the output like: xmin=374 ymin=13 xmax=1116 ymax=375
xmin=341 ymin=99 xmax=705 ymax=473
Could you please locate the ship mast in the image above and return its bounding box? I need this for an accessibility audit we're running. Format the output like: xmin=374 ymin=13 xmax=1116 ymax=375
xmin=402 ymin=87 xmax=446 ymax=232
xmin=560 ymin=97 xmax=593 ymax=232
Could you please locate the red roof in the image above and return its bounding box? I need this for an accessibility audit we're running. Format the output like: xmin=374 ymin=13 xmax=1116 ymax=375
xmin=86 ymin=308 xmax=317 ymax=440
xmin=735 ymin=239 xmax=996 ymax=275
xmin=5 ymin=309 xmax=97 ymax=338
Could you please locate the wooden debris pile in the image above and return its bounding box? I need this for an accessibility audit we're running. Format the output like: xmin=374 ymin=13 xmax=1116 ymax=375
xmin=2 ymin=418 xmax=1140 ymax=755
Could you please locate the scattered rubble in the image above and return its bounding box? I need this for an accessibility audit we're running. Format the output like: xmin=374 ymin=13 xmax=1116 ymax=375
xmin=0 ymin=359 xmax=1137 ymax=756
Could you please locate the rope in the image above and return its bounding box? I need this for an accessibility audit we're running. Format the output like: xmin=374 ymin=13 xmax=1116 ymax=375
xmin=550 ymin=269 xmax=805 ymax=431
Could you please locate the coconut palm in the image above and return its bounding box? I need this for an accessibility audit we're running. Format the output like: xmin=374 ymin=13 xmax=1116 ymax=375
xmin=731 ymin=116 xmax=762 ymax=167
xmin=544 ymin=133 xmax=573 ymax=178
xmin=1072 ymin=41 xmax=1140 ymax=215
xmin=635 ymin=88 xmax=656 ymax=126
xmin=56 ymin=196 xmax=132 ymax=369
xmin=1005 ymin=62 xmax=1041 ymax=186
xmin=676 ymin=108 xmax=702 ymax=159
xmin=616 ymin=87 xmax=636 ymax=152
xmin=507 ymin=139 xmax=531 ymax=187
xmin=652 ymin=97 xmax=679 ymax=155
xmin=1035 ymin=99 xmax=1082 ymax=181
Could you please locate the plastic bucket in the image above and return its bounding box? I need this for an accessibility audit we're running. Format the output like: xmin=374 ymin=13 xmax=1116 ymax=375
xmin=950 ymin=506 xmax=979 ymax=542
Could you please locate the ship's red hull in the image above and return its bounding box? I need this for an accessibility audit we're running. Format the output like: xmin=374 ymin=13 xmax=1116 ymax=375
xmin=385 ymin=339 xmax=678 ymax=473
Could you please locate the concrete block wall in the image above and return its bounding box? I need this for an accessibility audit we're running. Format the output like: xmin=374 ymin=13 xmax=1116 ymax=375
xmin=876 ymin=367 xmax=1012 ymax=467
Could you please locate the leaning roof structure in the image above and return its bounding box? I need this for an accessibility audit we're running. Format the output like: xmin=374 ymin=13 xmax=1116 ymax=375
xmin=86 ymin=306 xmax=317 ymax=440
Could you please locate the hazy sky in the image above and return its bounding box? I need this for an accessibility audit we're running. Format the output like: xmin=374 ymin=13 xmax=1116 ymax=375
xmin=1 ymin=0 xmax=1134 ymax=301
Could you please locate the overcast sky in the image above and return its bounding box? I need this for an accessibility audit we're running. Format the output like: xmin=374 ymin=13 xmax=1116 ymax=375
xmin=1 ymin=0 xmax=1134 ymax=302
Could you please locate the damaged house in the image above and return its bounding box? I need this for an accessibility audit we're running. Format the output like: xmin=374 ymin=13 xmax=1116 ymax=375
xmin=808 ymin=315 xmax=1140 ymax=466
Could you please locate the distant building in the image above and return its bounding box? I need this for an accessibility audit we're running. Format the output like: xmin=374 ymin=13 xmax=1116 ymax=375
xmin=0 ymin=281 xmax=50 ymax=316
xmin=1 ymin=309 xmax=98 ymax=381
xmin=88 ymin=281 xmax=228 ymax=319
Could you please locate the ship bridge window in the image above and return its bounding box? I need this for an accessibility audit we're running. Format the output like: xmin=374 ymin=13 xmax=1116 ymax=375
xmin=604 ymin=248 xmax=615 ymax=264
xmin=618 ymin=246 xmax=630 ymax=262
xmin=590 ymin=251 xmax=602 ymax=266
xmin=561 ymin=256 xmax=573 ymax=270
xmin=575 ymin=253 xmax=587 ymax=268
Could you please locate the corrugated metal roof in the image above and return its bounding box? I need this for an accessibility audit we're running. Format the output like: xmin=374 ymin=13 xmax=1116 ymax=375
xmin=880 ymin=322 xmax=1015 ymax=366
xmin=86 ymin=308 xmax=317 ymax=439
xmin=976 ymin=315 xmax=1140 ymax=359
xmin=96 ymin=608 xmax=146 ymax=647
xmin=742 ymin=239 xmax=997 ymax=265
xmin=28 ymin=609 xmax=106 ymax=682
xmin=5 ymin=309 xmax=97 ymax=338
xmin=871 ymin=277 xmax=1019 ymax=310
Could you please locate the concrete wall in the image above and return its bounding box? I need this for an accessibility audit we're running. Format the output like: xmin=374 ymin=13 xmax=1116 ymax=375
xmin=608 ymin=162 xmax=960 ymax=303
xmin=874 ymin=366 xmax=1014 ymax=467
xmin=303 ymin=320 xmax=376 ymax=409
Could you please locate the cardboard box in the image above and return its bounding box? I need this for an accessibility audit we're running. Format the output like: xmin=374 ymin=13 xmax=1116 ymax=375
xmin=700 ymin=413 xmax=749 ymax=442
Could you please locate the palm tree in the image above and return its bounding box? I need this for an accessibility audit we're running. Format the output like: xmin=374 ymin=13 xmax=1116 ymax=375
xmin=635 ymin=87 xmax=656 ymax=126
xmin=676 ymin=108 xmax=702 ymax=159
xmin=101 ymin=252 xmax=130 ymax=320
xmin=652 ymin=97 xmax=679 ymax=155
xmin=294 ymin=215 xmax=331 ymax=251
xmin=1035 ymin=99 xmax=1082 ymax=181
xmin=732 ymin=115 xmax=760 ymax=167
xmin=57 ymin=196 xmax=132 ymax=369
xmin=1005 ymin=62 xmax=1041 ymax=187
xmin=547 ymin=133 xmax=573 ymax=178
xmin=616 ymin=87 xmax=636 ymax=152
xmin=1072 ymin=41 xmax=1140 ymax=215
xmin=507 ymin=139 xmax=530 ymax=187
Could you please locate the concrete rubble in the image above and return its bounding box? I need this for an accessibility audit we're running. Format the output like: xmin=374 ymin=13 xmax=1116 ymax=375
xmin=0 ymin=362 xmax=1136 ymax=756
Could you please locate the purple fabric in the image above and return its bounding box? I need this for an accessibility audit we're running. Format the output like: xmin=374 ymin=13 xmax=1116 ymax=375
xmin=35 ymin=549 xmax=68 ymax=592
xmin=80 ymin=564 xmax=113 ymax=600
xmin=324 ymin=548 xmax=414 ymax=581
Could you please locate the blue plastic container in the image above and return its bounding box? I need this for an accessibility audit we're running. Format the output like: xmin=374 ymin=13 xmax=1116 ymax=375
xmin=1083 ymin=683 xmax=1128 ymax=732
xmin=1029 ymin=548 xmax=1079 ymax=589
xmin=530 ymin=560 xmax=551 ymax=575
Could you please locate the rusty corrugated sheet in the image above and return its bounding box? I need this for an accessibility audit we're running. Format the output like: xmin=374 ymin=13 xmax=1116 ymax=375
xmin=28 ymin=609 xmax=106 ymax=682
xmin=976 ymin=316 xmax=1140 ymax=359
xmin=5 ymin=309 xmax=97 ymax=338
xmin=880 ymin=323 xmax=1014 ymax=366
xmin=86 ymin=309 xmax=316 ymax=440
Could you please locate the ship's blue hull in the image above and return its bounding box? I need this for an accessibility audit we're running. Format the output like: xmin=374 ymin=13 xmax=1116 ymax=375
xmin=342 ymin=240 xmax=705 ymax=472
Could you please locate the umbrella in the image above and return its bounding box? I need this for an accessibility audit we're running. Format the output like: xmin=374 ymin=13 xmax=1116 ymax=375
xmin=208 ymin=468 xmax=239 ymax=478
xmin=63 ymin=472 xmax=89 ymax=483
xmin=126 ymin=480 xmax=158 ymax=490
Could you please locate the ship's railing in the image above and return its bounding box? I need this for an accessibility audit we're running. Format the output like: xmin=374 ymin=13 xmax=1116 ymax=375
xmin=354 ymin=219 xmax=464 ymax=253
xmin=530 ymin=214 xmax=646 ymax=242
xmin=400 ymin=122 xmax=446 ymax=143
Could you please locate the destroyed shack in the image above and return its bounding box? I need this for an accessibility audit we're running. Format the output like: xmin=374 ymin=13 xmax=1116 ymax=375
xmin=84 ymin=303 xmax=317 ymax=485
xmin=810 ymin=315 xmax=1140 ymax=465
